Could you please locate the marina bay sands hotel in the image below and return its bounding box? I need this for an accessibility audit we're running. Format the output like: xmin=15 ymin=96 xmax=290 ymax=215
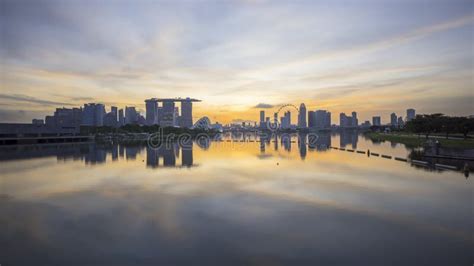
xmin=145 ymin=97 xmax=201 ymax=128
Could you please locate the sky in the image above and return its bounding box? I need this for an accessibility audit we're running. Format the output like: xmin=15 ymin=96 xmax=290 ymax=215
xmin=1 ymin=0 xmax=473 ymax=124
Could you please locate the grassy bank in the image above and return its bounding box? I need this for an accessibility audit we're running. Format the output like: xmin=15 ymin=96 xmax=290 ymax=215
xmin=364 ymin=132 xmax=474 ymax=149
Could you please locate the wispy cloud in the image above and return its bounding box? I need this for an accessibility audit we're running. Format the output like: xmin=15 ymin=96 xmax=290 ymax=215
xmin=254 ymin=103 xmax=274 ymax=109
xmin=0 ymin=94 xmax=73 ymax=107
xmin=0 ymin=1 xmax=472 ymax=123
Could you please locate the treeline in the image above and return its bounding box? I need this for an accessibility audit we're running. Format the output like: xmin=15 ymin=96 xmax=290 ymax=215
xmin=80 ymin=124 xmax=219 ymax=136
xmin=405 ymin=114 xmax=474 ymax=139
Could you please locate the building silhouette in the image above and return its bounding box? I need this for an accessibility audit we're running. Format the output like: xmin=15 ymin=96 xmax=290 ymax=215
xmin=315 ymin=110 xmax=331 ymax=129
xmin=118 ymin=109 xmax=124 ymax=126
xmin=391 ymin=113 xmax=398 ymax=127
xmin=351 ymin=111 xmax=358 ymax=127
xmin=308 ymin=111 xmax=316 ymax=128
xmin=339 ymin=113 xmax=353 ymax=128
xmin=180 ymin=98 xmax=194 ymax=128
xmin=280 ymin=111 xmax=291 ymax=129
xmin=406 ymin=108 xmax=416 ymax=121
xmin=372 ymin=116 xmax=381 ymax=126
xmin=82 ymin=103 xmax=105 ymax=126
xmin=125 ymin=106 xmax=138 ymax=125
xmin=298 ymin=103 xmax=307 ymax=128
xmin=145 ymin=98 xmax=159 ymax=125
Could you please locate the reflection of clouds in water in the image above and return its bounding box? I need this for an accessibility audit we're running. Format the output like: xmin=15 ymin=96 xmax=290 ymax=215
xmin=1 ymin=185 xmax=471 ymax=265
xmin=0 ymin=133 xmax=472 ymax=264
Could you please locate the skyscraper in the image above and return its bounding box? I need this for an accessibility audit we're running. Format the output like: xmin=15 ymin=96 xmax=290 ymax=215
xmin=372 ymin=116 xmax=381 ymax=126
xmin=180 ymin=98 xmax=193 ymax=128
xmin=397 ymin=116 xmax=404 ymax=127
xmin=390 ymin=113 xmax=398 ymax=126
xmin=50 ymin=107 xmax=83 ymax=129
xmin=340 ymin=113 xmax=348 ymax=127
xmin=315 ymin=110 xmax=330 ymax=129
xmin=406 ymin=108 xmax=416 ymax=121
xmin=108 ymin=106 xmax=118 ymax=127
xmin=125 ymin=106 xmax=138 ymax=125
xmin=281 ymin=111 xmax=291 ymax=129
xmin=259 ymin=110 xmax=265 ymax=128
xmin=308 ymin=111 xmax=316 ymax=128
xmin=298 ymin=103 xmax=307 ymax=128
xmin=82 ymin=103 xmax=105 ymax=126
xmin=326 ymin=112 xmax=331 ymax=128
xmin=161 ymin=100 xmax=176 ymax=127
xmin=351 ymin=111 xmax=358 ymax=127
xmin=118 ymin=109 xmax=124 ymax=126
xmin=111 ymin=106 xmax=118 ymax=121
xmin=82 ymin=104 xmax=94 ymax=126
xmin=145 ymin=98 xmax=158 ymax=125
xmin=95 ymin=104 xmax=105 ymax=126
xmin=174 ymin=107 xmax=180 ymax=127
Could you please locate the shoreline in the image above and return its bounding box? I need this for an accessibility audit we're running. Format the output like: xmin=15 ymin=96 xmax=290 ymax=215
xmin=364 ymin=132 xmax=474 ymax=149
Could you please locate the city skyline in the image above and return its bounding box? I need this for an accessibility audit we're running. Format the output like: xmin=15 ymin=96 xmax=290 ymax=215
xmin=1 ymin=0 xmax=473 ymax=124
xmin=18 ymin=96 xmax=418 ymax=131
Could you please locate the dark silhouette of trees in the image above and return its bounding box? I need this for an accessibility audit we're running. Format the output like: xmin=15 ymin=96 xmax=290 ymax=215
xmin=405 ymin=114 xmax=474 ymax=139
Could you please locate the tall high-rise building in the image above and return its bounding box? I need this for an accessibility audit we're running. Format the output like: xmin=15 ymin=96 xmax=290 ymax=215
xmin=145 ymin=98 xmax=158 ymax=125
xmin=125 ymin=106 xmax=138 ymax=125
xmin=118 ymin=109 xmax=124 ymax=126
xmin=161 ymin=100 xmax=176 ymax=127
xmin=351 ymin=111 xmax=358 ymax=127
xmin=298 ymin=103 xmax=307 ymax=128
xmin=157 ymin=107 xmax=163 ymax=125
xmin=95 ymin=104 xmax=105 ymax=127
xmin=104 ymin=112 xmax=118 ymax=127
xmin=49 ymin=107 xmax=83 ymax=129
xmin=390 ymin=113 xmax=398 ymax=126
xmin=174 ymin=107 xmax=180 ymax=127
xmin=406 ymin=108 xmax=416 ymax=121
xmin=372 ymin=116 xmax=381 ymax=126
xmin=259 ymin=110 xmax=265 ymax=128
xmin=82 ymin=103 xmax=105 ymax=126
xmin=315 ymin=110 xmax=331 ymax=128
xmin=105 ymin=106 xmax=118 ymax=127
xmin=180 ymin=98 xmax=193 ymax=128
xmin=326 ymin=112 xmax=331 ymax=128
xmin=397 ymin=116 xmax=404 ymax=127
xmin=82 ymin=104 xmax=94 ymax=126
xmin=281 ymin=111 xmax=291 ymax=129
xmin=340 ymin=113 xmax=347 ymax=127
xmin=308 ymin=111 xmax=316 ymax=128
xmin=111 ymin=106 xmax=118 ymax=121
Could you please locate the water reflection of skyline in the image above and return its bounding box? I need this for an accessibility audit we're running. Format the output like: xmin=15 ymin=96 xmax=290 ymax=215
xmin=1 ymin=131 xmax=469 ymax=176
xmin=2 ymin=133 xmax=471 ymax=266
xmin=0 ymin=142 xmax=196 ymax=168
xmin=0 ymin=131 xmax=370 ymax=166
xmin=339 ymin=130 xmax=358 ymax=149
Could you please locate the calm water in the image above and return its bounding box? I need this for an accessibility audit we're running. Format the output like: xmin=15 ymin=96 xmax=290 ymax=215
xmin=1 ymin=132 xmax=472 ymax=265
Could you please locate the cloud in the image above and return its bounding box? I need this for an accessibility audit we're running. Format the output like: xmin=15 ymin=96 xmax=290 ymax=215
xmin=0 ymin=94 xmax=73 ymax=107
xmin=70 ymin=96 xmax=95 ymax=102
xmin=0 ymin=109 xmax=31 ymax=122
xmin=254 ymin=103 xmax=274 ymax=109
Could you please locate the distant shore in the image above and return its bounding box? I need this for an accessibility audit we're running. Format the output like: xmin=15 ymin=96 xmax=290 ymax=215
xmin=364 ymin=132 xmax=474 ymax=149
